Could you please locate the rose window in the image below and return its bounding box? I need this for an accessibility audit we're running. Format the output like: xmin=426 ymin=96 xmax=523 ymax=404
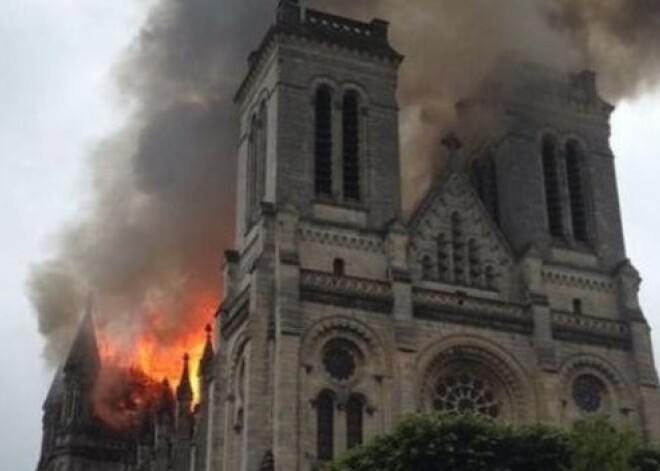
xmin=432 ymin=371 xmax=500 ymax=418
xmin=572 ymin=375 xmax=605 ymax=413
xmin=322 ymin=340 xmax=358 ymax=382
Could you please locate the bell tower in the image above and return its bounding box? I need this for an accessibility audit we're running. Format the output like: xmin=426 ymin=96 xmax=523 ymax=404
xmin=217 ymin=2 xmax=403 ymax=470
xmin=458 ymin=61 xmax=625 ymax=271
xmin=233 ymin=0 xmax=403 ymax=249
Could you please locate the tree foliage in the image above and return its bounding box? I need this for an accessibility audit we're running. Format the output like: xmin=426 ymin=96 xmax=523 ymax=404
xmin=321 ymin=413 xmax=660 ymax=471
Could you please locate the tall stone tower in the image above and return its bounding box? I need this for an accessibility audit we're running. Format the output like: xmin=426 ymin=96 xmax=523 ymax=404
xmin=212 ymin=3 xmax=660 ymax=471
xmin=214 ymin=2 xmax=402 ymax=470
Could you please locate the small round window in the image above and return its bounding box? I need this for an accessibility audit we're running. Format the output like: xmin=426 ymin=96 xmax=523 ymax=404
xmin=322 ymin=339 xmax=359 ymax=382
xmin=572 ymin=374 xmax=605 ymax=413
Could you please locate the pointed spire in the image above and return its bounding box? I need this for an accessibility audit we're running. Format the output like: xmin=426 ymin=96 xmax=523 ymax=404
xmin=199 ymin=324 xmax=215 ymax=380
xmin=64 ymin=295 xmax=100 ymax=378
xmin=176 ymin=353 xmax=193 ymax=403
xmin=158 ymin=379 xmax=175 ymax=417
xmin=44 ymin=368 xmax=65 ymax=409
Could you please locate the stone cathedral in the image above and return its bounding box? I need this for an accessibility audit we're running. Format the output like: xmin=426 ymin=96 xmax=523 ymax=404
xmin=37 ymin=1 xmax=660 ymax=470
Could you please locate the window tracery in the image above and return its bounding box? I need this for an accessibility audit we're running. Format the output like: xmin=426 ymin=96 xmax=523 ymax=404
xmin=322 ymin=339 xmax=358 ymax=382
xmin=431 ymin=370 xmax=500 ymax=418
xmin=572 ymin=374 xmax=605 ymax=413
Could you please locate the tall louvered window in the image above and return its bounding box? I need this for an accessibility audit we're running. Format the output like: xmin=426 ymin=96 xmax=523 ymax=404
xmin=316 ymin=391 xmax=334 ymax=461
xmin=256 ymin=101 xmax=268 ymax=204
xmin=246 ymin=114 xmax=259 ymax=224
xmin=342 ymin=91 xmax=361 ymax=202
xmin=542 ymin=136 xmax=564 ymax=238
xmin=346 ymin=395 xmax=364 ymax=449
xmin=452 ymin=213 xmax=466 ymax=285
xmin=315 ymin=86 xmax=333 ymax=197
xmin=566 ymin=140 xmax=590 ymax=243
xmin=471 ymin=156 xmax=499 ymax=226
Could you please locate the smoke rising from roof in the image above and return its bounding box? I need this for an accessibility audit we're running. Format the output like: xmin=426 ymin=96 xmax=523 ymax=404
xmin=29 ymin=0 xmax=660 ymax=364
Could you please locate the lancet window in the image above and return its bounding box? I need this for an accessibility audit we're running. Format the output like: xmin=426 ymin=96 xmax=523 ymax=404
xmin=437 ymin=233 xmax=449 ymax=282
xmin=316 ymin=391 xmax=335 ymax=461
xmin=452 ymin=213 xmax=466 ymax=285
xmin=346 ymin=395 xmax=364 ymax=449
xmin=542 ymin=135 xmax=564 ymax=238
xmin=566 ymin=140 xmax=590 ymax=243
xmin=314 ymin=86 xmax=333 ymax=198
xmin=468 ymin=239 xmax=482 ymax=288
xmin=246 ymin=114 xmax=259 ymax=225
xmin=256 ymin=101 xmax=268 ymax=204
xmin=342 ymin=90 xmax=361 ymax=202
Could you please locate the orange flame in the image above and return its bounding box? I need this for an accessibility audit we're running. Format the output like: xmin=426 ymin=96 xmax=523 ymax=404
xmin=95 ymin=292 xmax=217 ymax=429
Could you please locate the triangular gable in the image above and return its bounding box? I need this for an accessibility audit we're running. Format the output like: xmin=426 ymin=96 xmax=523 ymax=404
xmin=407 ymin=169 xmax=514 ymax=289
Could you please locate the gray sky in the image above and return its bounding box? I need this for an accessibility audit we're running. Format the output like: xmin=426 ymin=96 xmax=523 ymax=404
xmin=0 ymin=1 xmax=659 ymax=469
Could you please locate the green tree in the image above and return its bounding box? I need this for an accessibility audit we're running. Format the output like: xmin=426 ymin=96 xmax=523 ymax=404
xmin=570 ymin=417 xmax=638 ymax=471
xmin=322 ymin=413 xmax=571 ymax=471
xmin=322 ymin=413 xmax=659 ymax=471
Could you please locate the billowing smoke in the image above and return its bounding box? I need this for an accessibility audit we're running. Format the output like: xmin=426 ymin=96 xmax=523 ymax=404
xmin=29 ymin=0 xmax=660 ymax=364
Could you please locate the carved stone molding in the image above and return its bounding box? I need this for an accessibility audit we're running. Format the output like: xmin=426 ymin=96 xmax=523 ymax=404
xmin=413 ymin=288 xmax=531 ymax=335
xmin=541 ymin=269 xmax=615 ymax=293
xmin=551 ymin=311 xmax=631 ymax=350
xmin=300 ymin=270 xmax=393 ymax=313
xmin=298 ymin=223 xmax=385 ymax=253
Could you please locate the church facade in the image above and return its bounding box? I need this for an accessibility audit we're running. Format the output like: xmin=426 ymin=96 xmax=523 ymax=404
xmin=38 ymin=2 xmax=660 ymax=470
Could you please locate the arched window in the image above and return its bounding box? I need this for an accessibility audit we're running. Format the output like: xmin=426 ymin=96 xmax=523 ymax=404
xmin=542 ymin=136 xmax=564 ymax=238
xmin=256 ymin=101 xmax=268 ymax=204
xmin=566 ymin=140 xmax=590 ymax=243
xmin=315 ymin=86 xmax=333 ymax=198
xmin=437 ymin=233 xmax=449 ymax=282
xmin=485 ymin=266 xmax=498 ymax=292
xmin=333 ymin=258 xmax=345 ymax=277
xmin=468 ymin=239 xmax=482 ymax=288
xmin=471 ymin=155 xmax=499 ymax=226
xmin=316 ymin=391 xmax=334 ymax=461
xmin=346 ymin=395 xmax=364 ymax=449
xmin=246 ymin=114 xmax=259 ymax=224
xmin=421 ymin=255 xmax=433 ymax=280
xmin=452 ymin=213 xmax=465 ymax=285
xmin=342 ymin=91 xmax=361 ymax=202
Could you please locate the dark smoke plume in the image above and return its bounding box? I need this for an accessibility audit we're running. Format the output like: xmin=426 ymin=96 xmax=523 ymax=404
xmin=29 ymin=0 xmax=660 ymax=364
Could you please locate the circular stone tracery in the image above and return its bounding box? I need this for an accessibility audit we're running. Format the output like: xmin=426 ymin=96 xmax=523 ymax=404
xmin=572 ymin=374 xmax=605 ymax=413
xmin=322 ymin=339 xmax=359 ymax=382
xmin=432 ymin=371 xmax=500 ymax=418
